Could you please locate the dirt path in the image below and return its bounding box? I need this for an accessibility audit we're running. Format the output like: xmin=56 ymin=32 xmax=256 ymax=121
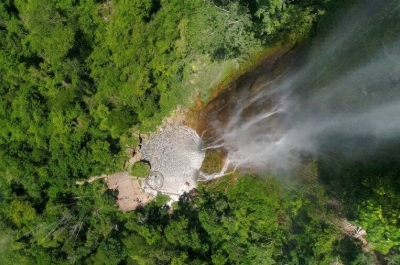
xmin=75 ymin=174 xmax=108 ymax=185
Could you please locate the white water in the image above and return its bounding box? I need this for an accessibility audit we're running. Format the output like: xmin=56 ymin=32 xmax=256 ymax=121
xmin=206 ymin=0 xmax=400 ymax=174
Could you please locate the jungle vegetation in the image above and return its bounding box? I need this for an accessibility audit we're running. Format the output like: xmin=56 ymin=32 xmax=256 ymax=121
xmin=0 ymin=0 xmax=399 ymax=264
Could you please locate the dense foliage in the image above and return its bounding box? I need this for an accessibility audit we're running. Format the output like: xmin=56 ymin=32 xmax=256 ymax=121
xmin=0 ymin=168 xmax=372 ymax=264
xmin=1 ymin=0 xmax=399 ymax=264
xmin=122 ymin=171 xmax=347 ymax=265
xmin=320 ymin=154 xmax=400 ymax=256
xmin=0 ymin=0 xmax=327 ymax=198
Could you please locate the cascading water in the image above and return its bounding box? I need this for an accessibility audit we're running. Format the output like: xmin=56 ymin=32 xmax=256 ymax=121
xmin=204 ymin=0 xmax=400 ymax=176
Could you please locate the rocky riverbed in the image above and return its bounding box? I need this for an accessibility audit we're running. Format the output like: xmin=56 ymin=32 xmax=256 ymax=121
xmin=140 ymin=125 xmax=205 ymax=201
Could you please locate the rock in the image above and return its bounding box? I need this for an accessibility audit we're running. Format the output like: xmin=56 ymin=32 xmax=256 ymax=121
xmin=140 ymin=125 xmax=205 ymax=201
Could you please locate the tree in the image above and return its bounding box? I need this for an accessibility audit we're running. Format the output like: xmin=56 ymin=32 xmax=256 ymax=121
xmin=6 ymin=200 xmax=36 ymax=227
xmin=16 ymin=0 xmax=75 ymax=65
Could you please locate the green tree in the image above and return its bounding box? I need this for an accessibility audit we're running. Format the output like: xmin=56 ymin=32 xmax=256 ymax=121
xmin=15 ymin=0 xmax=75 ymax=65
xmin=7 ymin=200 xmax=36 ymax=227
xmin=130 ymin=162 xmax=150 ymax=178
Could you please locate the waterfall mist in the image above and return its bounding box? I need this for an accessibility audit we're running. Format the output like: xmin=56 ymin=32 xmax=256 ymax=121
xmin=209 ymin=0 xmax=400 ymax=174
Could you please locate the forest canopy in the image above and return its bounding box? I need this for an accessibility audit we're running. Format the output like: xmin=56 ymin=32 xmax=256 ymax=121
xmin=1 ymin=0 xmax=399 ymax=264
xmin=0 ymin=0 xmax=328 ymax=209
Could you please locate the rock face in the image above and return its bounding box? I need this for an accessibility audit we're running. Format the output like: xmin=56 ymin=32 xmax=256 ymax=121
xmin=140 ymin=125 xmax=205 ymax=201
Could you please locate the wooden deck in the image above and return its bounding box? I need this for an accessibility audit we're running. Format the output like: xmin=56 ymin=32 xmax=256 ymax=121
xmin=107 ymin=172 xmax=154 ymax=212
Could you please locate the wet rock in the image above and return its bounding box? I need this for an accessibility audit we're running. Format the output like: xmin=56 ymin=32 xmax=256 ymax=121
xmin=140 ymin=125 xmax=205 ymax=201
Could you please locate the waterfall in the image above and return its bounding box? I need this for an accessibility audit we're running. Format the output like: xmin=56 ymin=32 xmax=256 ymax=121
xmin=205 ymin=0 xmax=400 ymax=174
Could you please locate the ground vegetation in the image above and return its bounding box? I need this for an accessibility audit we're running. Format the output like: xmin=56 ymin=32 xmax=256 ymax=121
xmin=1 ymin=0 xmax=399 ymax=264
